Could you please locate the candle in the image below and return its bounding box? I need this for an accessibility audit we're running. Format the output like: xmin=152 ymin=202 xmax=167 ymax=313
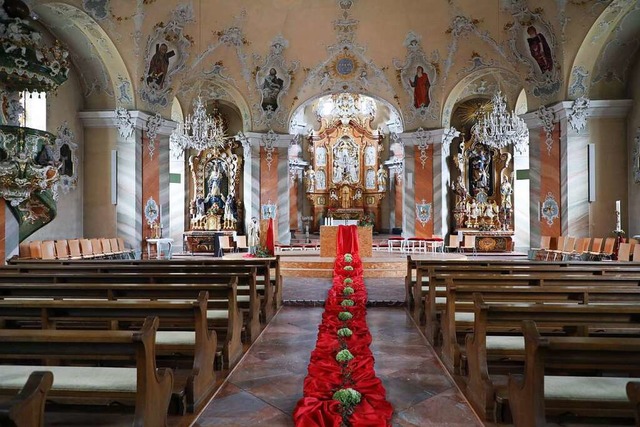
xmin=616 ymin=200 xmax=620 ymax=212
xmin=615 ymin=200 xmax=621 ymax=231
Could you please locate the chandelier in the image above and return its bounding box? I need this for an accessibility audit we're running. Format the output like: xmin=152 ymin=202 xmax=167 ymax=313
xmin=472 ymin=91 xmax=529 ymax=154
xmin=170 ymin=97 xmax=229 ymax=152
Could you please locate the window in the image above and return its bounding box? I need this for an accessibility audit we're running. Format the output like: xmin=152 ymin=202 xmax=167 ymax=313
xmin=19 ymin=91 xmax=47 ymax=131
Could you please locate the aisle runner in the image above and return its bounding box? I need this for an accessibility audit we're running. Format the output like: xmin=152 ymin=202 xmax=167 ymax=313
xmin=293 ymin=225 xmax=393 ymax=426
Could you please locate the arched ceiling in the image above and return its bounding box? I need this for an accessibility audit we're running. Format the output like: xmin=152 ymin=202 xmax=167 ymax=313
xmin=27 ymin=0 xmax=631 ymax=132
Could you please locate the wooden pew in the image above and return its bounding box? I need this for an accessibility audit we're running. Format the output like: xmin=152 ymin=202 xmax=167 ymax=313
xmin=0 ymin=371 xmax=53 ymax=427
xmin=507 ymin=320 xmax=640 ymax=426
xmin=0 ymin=280 xmax=243 ymax=369
xmin=0 ymin=291 xmax=216 ymax=413
xmin=626 ymin=382 xmax=640 ymax=427
xmin=0 ymin=317 xmax=173 ymax=427
xmin=463 ymin=295 xmax=640 ymax=420
xmin=424 ymin=272 xmax=640 ymax=345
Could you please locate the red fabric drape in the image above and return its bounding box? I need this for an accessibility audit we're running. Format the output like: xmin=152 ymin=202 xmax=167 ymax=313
xmin=293 ymin=224 xmax=392 ymax=426
xmin=265 ymin=218 xmax=275 ymax=255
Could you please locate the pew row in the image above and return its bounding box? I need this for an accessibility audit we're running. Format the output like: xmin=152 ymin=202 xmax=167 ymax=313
xmin=507 ymin=320 xmax=640 ymax=426
xmin=0 ymin=291 xmax=217 ymax=413
xmin=0 ymin=280 xmax=243 ymax=369
xmin=0 ymin=371 xmax=53 ymax=427
xmin=463 ymin=295 xmax=640 ymax=420
xmin=0 ymin=317 xmax=173 ymax=427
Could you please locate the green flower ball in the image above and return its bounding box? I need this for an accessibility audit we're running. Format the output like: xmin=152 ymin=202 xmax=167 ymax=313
xmin=332 ymin=388 xmax=361 ymax=407
xmin=343 ymin=254 xmax=353 ymax=263
xmin=343 ymin=286 xmax=354 ymax=296
xmin=341 ymin=299 xmax=355 ymax=307
xmin=343 ymin=278 xmax=353 ymax=284
xmin=344 ymin=265 xmax=354 ymax=271
xmin=337 ymin=327 xmax=353 ymax=337
xmin=336 ymin=349 xmax=354 ymax=363
xmin=338 ymin=311 xmax=353 ymax=321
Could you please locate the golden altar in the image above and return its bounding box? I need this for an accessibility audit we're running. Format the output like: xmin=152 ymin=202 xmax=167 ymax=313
xmin=319 ymin=226 xmax=373 ymax=258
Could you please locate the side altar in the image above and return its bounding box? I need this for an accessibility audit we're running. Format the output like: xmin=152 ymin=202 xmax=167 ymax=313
xmin=319 ymin=226 xmax=373 ymax=258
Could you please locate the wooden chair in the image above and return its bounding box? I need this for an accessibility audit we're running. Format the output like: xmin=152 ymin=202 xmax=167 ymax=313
xmin=460 ymin=235 xmax=476 ymax=254
xmin=28 ymin=241 xmax=42 ymax=260
xmin=617 ymin=242 xmax=631 ymax=262
xmin=79 ymin=238 xmax=96 ymax=259
xmin=100 ymin=238 xmax=115 ymax=259
xmin=18 ymin=241 xmax=31 ymax=259
xmin=235 ymin=235 xmax=248 ymax=253
xmin=588 ymin=237 xmax=604 ymax=260
xmin=109 ymin=238 xmax=122 ymax=258
xmin=67 ymin=239 xmax=84 ymax=260
xmin=445 ymin=235 xmax=459 ymax=252
xmin=40 ymin=241 xmax=56 ymax=260
xmin=54 ymin=239 xmax=70 ymax=260
xmin=90 ymin=238 xmax=104 ymax=258
xmin=559 ymin=236 xmax=576 ymax=260
xmin=601 ymin=237 xmax=616 ymax=260
xmin=633 ymin=243 xmax=640 ymax=262
xmin=217 ymin=235 xmax=234 ymax=257
xmin=539 ymin=235 xmax=551 ymax=250
xmin=116 ymin=237 xmax=133 ymax=259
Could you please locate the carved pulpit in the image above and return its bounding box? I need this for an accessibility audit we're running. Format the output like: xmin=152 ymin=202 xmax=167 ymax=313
xmin=305 ymin=96 xmax=385 ymax=231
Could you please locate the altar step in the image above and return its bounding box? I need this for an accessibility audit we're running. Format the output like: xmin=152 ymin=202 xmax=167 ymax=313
xmin=280 ymin=258 xmax=406 ymax=278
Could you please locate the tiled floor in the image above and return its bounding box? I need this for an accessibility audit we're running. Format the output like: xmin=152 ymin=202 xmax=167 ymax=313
xmin=194 ymin=306 xmax=482 ymax=426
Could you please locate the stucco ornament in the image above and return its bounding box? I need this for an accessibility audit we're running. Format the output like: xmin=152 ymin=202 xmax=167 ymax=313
xmin=568 ymin=96 xmax=590 ymax=133
xmin=260 ymin=129 xmax=278 ymax=171
xmin=541 ymin=192 xmax=559 ymax=226
xmin=414 ymin=127 xmax=431 ymax=169
xmin=140 ymin=4 xmax=194 ymax=109
xmin=115 ymin=107 xmax=134 ymax=139
xmin=393 ymin=32 xmax=440 ymax=124
xmin=535 ymin=105 xmax=556 ymax=155
xmin=441 ymin=127 xmax=460 ymax=157
xmin=568 ymin=66 xmax=589 ymax=98
xmin=253 ymin=35 xmax=299 ymax=128
xmin=145 ymin=113 xmax=163 ymax=160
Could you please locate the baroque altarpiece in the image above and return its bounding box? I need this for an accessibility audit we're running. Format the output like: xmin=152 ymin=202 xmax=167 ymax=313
xmin=450 ymin=136 xmax=514 ymax=251
xmin=305 ymin=96 xmax=387 ymax=232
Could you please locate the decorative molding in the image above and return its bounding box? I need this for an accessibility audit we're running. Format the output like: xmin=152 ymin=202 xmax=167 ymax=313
xmin=52 ymin=122 xmax=78 ymax=195
xmin=144 ymin=197 xmax=159 ymax=225
xmin=535 ymin=105 xmax=556 ymax=155
xmin=260 ymin=129 xmax=278 ymax=171
xmin=414 ymin=127 xmax=431 ymax=169
xmin=115 ymin=107 xmax=134 ymax=139
xmin=392 ymin=31 xmax=440 ymax=124
xmin=634 ymin=127 xmax=640 ymax=184
xmin=568 ymin=96 xmax=590 ymax=133
xmin=541 ymin=192 xmax=559 ymax=226
xmin=252 ymin=35 xmax=299 ymax=128
xmin=441 ymin=127 xmax=460 ymax=156
xmin=145 ymin=113 xmax=163 ymax=159
xmin=568 ymin=66 xmax=589 ymax=98
xmin=415 ymin=199 xmax=432 ymax=227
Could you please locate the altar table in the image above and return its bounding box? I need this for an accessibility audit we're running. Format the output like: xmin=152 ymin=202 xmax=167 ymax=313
xmin=319 ymin=226 xmax=373 ymax=257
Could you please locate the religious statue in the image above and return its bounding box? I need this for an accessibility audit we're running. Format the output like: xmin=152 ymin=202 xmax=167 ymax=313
xmin=247 ymin=217 xmax=259 ymax=254
xmin=208 ymin=163 xmax=222 ymax=197
xmin=451 ymin=175 xmax=469 ymax=209
xmin=470 ymin=147 xmax=490 ymax=195
xmin=304 ymin=166 xmax=315 ymax=192
xmin=195 ymin=197 xmax=206 ymax=217
xmin=500 ymin=176 xmax=513 ymax=208
xmin=340 ymin=186 xmax=352 ymax=209
xmin=364 ymin=146 xmax=376 ymax=166
xmin=376 ymin=165 xmax=388 ymax=191
xmin=316 ymin=170 xmax=326 ymax=190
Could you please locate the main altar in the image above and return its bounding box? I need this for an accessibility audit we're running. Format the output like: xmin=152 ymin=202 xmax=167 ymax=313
xmin=451 ymin=135 xmax=514 ymax=251
xmin=304 ymin=94 xmax=387 ymax=232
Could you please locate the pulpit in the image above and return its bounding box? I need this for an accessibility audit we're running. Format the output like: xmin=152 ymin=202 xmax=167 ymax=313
xmin=319 ymin=226 xmax=373 ymax=257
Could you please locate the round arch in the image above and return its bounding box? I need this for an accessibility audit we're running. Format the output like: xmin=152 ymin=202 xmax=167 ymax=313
xmin=288 ymin=92 xmax=405 ymax=135
xmin=441 ymin=67 xmax=523 ymax=128
xmin=34 ymin=2 xmax=135 ymax=109
xmin=568 ymin=1 xmax=638 ymax=99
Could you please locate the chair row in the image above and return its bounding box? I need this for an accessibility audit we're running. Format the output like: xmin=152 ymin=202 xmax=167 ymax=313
xmin=18 ymin=237 xmax=134 ymax=261
xmin=534 ymin=235 xmax=640 ymax=261
xmin=377 ymin=236 xmax=445 ymax=253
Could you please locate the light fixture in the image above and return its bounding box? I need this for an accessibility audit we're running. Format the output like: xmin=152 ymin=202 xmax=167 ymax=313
xmin=170 ymin=96 xmax=229 ymax=153
xmin=472 ymin=91 xmax=529 ymax=153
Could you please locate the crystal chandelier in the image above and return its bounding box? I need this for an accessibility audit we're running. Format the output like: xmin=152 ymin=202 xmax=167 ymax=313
xmin=170 ymin=97 xmax=228 ymax=152
xmin=472 ymin=91 xmax=529 ymax=154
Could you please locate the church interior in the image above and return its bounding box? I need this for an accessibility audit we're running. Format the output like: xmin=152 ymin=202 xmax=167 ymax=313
xmin=1 ymin=0 xmax=640 ymax=426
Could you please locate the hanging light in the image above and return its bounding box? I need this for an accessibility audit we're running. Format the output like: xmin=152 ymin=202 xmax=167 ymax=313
xmin=472 ymin=91 xmax=529 ymax=153
xmin=170 ymin=96 xmax=229 ymax=152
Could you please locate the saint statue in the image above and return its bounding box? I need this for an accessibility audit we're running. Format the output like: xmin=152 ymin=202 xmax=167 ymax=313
xmin=470 ymin=148 xmax=490 ymax=195
xmin=304 ymin=166 xmax=315 ymax=192
xmin=208 ymin=163 xmax=222 ymax=197
xmin=500 ymin=176 xmax=513 ymax=209
xmin=247 ymin=217 xmax=260 ymax=254
xmin=376 ymin=165 xmax=388 ymax=191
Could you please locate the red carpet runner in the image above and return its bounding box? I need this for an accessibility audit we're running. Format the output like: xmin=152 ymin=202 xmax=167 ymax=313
xmin=293 ymin=225 xmax=393 ymax=426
